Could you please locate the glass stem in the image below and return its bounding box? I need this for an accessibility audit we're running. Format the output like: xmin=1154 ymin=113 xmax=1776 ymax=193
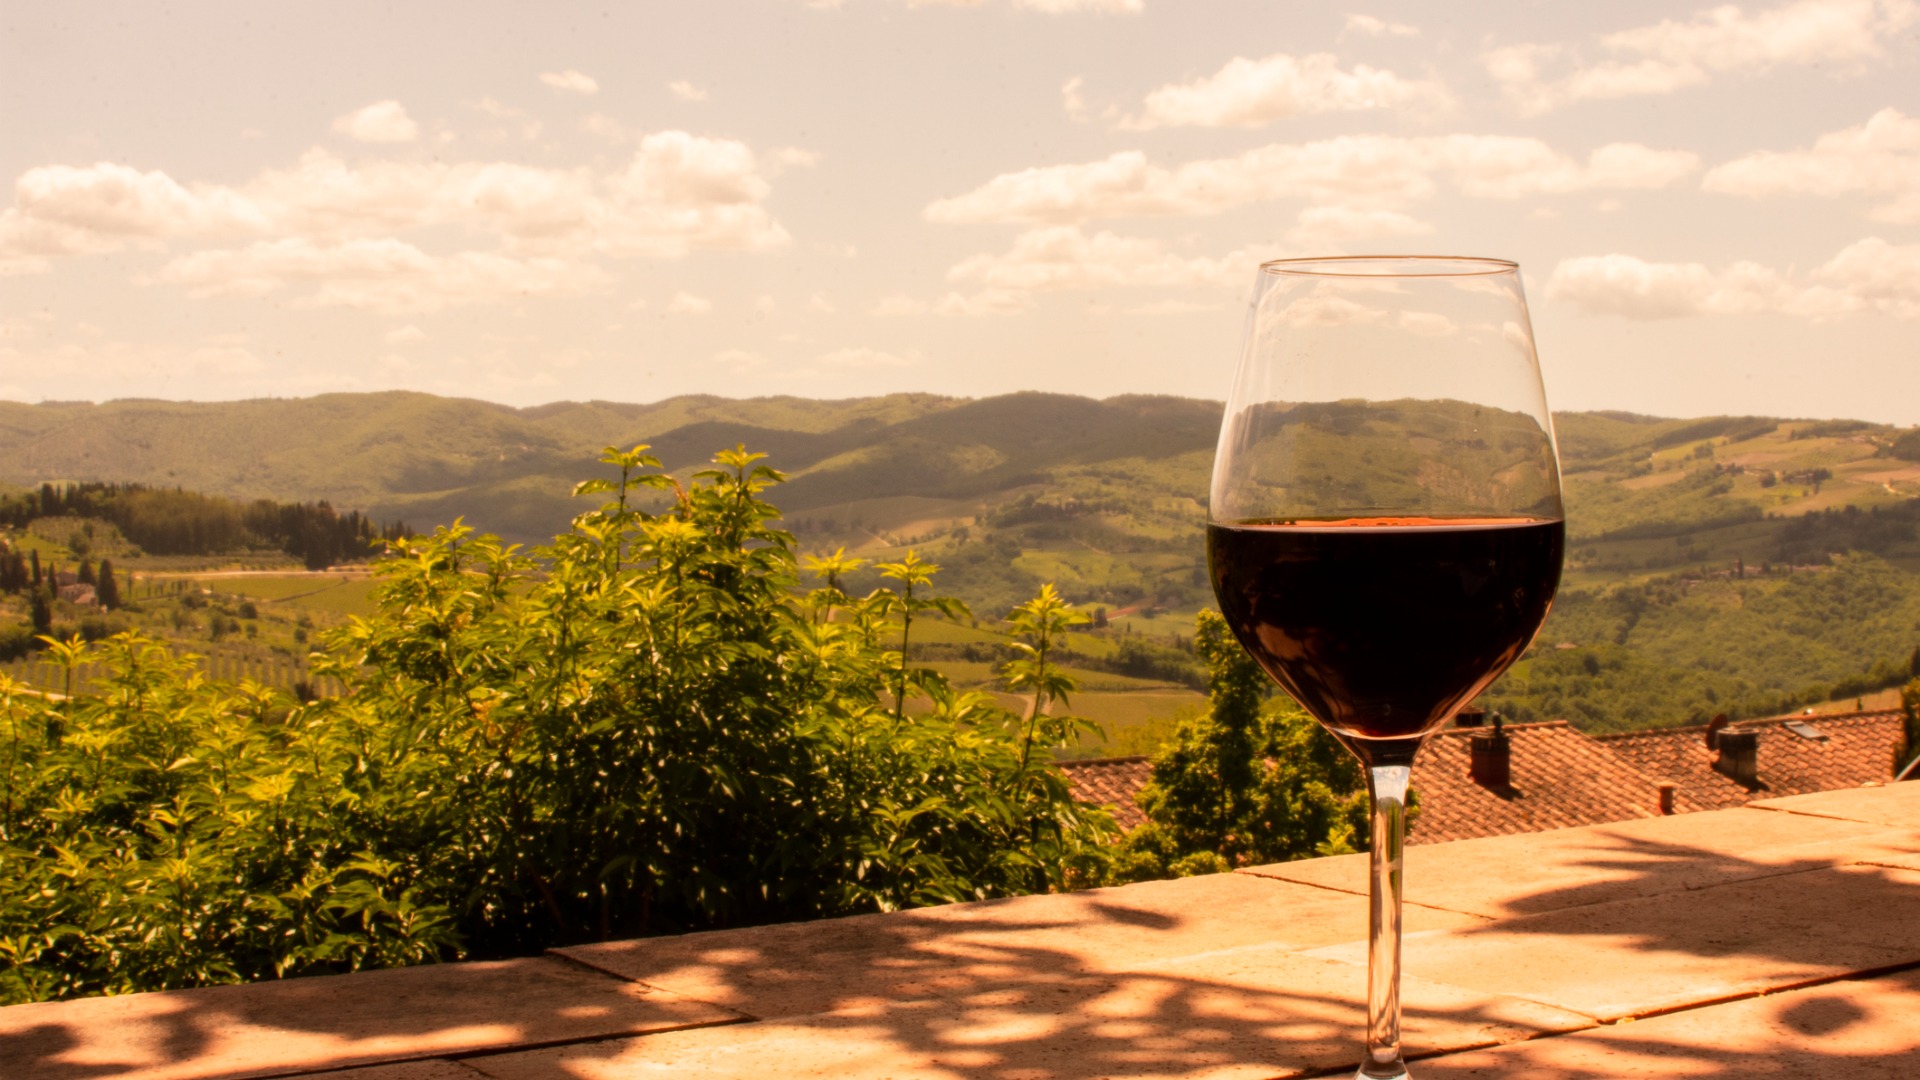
xmin=1361 ymin=762 xmax=1411 ymax=1080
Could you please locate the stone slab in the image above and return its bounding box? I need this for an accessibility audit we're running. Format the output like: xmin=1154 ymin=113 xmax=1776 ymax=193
xmin=468 ymin=946 xmax=1589 ymax=1080
xmin=0 ymin=956 xmax=740 ymax=1080
xmin=557 ymin=871 xmax=1482 ymax=1021
xmin=1306 ymin=862 xmax=1920 ymax=1022
xmin=328 ymin=1062 xmax=492 ymax=1080
xmin=1241 ymin=805 xmax=1903 ymax=919
xmin=1416 ymin=966 xmax=1920 ymax=1078
xmin=1750 ymin=781 xmax=1920 ymax=827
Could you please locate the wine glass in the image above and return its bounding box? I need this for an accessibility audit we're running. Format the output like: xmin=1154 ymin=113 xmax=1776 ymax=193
xmin=1208 ymin=256 xmax=1563 ymax=1079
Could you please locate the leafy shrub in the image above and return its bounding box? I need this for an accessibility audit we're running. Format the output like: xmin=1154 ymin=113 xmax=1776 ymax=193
xmin=0 ymin=446 xmax=1114 ymax=1002
xmin=1106 ymin=611 xmax=1372 ymax=883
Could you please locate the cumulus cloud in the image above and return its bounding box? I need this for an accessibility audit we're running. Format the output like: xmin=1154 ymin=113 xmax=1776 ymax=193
xmin=945 ymin=226 xmax=1262 ymax=292
xmin=540 ymin=69 xmax=600 ymax=95
xmin=385 ymin=324 xmax=426 ymax=344
xmin=1485 ymin=0 xmax=1919 ymax=114
xmin=1122 ymin=52 xmax=1450 ymax=129
xmin=669 ymin=80 xmax=709 ymax=102
xmin=765 ymin=147 xmax=823 ymax=175
xmin=580 ymin=114 xmax=632 ymax=143
xmin=0 ymin=130 xmax=795 ymax=291
xmin=1344 ymin=14 xmax=1418 ymax=37
xmin=0 ymin=162 xmax=266 ymax=268
xmin=471 ymin=97 xmax=542 ymax=141
xmin=925 ymin=137 xmax=1698 ymax=224
xmin=332 ymin=101 xmax=419 ymax=143
xmin=1546 ymin=239 xmax=1920 ymax=320
xmin=1285 ymin=205 xmax=1432 ymax=248
xmin=1703 ymin=108 xmax=1920 ymax=223
xmin=1062 ymin=77 xmax=1091 ymax=122
xmin=154 ymin=237 xmax=612 ymax=313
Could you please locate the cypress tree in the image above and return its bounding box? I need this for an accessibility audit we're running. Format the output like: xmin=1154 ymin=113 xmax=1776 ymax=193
xmin=29 ymin=585 xmax=53 ymax=636
xmin=95 ymin=558 xmax=121 ymax=609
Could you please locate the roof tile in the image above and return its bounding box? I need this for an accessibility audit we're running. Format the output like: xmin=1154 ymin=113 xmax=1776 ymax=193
xmin=1060 ymin=711 xmax=1908 ymax=845
xmin=1599 ymin=710 xmax=1904 ymax=812
xmin=1057 ymin=756 xmax=1152 ymax=830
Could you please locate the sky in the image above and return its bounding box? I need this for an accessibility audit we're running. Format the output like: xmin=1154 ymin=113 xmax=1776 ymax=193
xmin=1 ymin=0 xmax=1916 ymax=423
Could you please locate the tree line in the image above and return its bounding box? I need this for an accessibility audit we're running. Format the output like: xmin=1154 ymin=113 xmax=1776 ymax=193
xmin=0 ymin=482 xmax=408 ymax=569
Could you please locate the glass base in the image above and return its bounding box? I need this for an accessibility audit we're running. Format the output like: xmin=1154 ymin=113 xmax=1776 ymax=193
xmin=1356 ymin=1057 xmax=1410 ymax=1080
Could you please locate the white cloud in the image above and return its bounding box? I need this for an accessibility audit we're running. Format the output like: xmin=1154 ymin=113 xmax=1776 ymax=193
xmin=765 ymin=147 xmax=823 ymax=176
xmin=1546 ymin=240 xmax=1920 ymax=320
xmin=713 ymin=348 xmax=768 ymax=374
xmin=669 ymin=80 xmax=709 ymax=102
xmin=1122 ymin=52 xmax=1450 ymax=129
xmin=808 ymin=291 xmax=836 ymax=313
xmin=925 ymin=137 xmax=1699 ymax=224
xmin=945 ymin=226 xmax=1262 ymax=292
xmin=1285 ymin=205 xmax=1432 ymax=248
xmin=471 ymin=97 xmax=542 ymax=140
xmin=0 ymin=162 xmax=267 ymax=268
xmin=1397 ymin=311 xmax=1457 ymax=336
xmin=667 ymin=291 xmax=713 ymax=314
xmin=1816 ymin=237 xmax=1920 ymax=318
xmin=1344 ymin=14 xmax=1418 ymax=37
xmin=540 ymin=69 xmax=600 ymax=95
xmin=1062 ymin=77 xmax=1090 ymax=122
xmin=385 ymin=324 xmax=426 ymax=344
xmin=580 ymin=114 xmax=632 ymax=143
xmin=332 ymin=101 xmax=419 ymax=143
xmin=1486 ymin=0 xmax=1919 ymax=114
xmin=0 ymin=130 xmax=795 ymax=287
xmin=1702 ymin=108 xmax=1920 ymax=224
xmin=155 ymin=237 xmax=612 ymax=313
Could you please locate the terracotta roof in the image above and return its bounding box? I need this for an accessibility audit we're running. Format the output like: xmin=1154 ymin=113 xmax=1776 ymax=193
xmin=1598 ymin=710 xmax=1904 ymax=811
xmin=1406 ymin=720 xmax=1704 ymax=844
xmin=1059 ymin=710 xmax=1908 ymax=844
xmin=1057 ymin=755 xmax=1152 ymax=830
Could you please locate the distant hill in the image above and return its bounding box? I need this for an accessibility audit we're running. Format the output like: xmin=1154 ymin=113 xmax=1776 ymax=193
xmin=4 ymin=390 xmax=1920 ymax=732
xmin=3 ymin=390 xmax=1919 ymax=612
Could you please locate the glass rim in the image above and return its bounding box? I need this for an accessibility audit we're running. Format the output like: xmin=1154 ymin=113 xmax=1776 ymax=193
xmin=1258 ymin=255 xmax=1518 ymax=278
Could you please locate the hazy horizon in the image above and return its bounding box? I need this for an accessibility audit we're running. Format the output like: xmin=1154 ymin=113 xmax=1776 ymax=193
xmin=5 ymin=386 xmax=1913 ymax=429
xmin=4 ymin=1 xmax=1917 ymax=424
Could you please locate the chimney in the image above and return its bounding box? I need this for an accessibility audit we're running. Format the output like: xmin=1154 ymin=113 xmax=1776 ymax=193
xmin=1713 ymin=729 xmax=1759 ymax=786
xmin=1469 ymin=713 xmax=1511 ymax=789
xmin=1704 ymin=713 xmax=1731 ymax=749
xmin=1657 ymin=781 xmax=1676 ymax=816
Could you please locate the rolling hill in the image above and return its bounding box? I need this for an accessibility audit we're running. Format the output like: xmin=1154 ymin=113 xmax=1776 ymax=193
xmin=6 ymin=391 xmax=1920 ymax=736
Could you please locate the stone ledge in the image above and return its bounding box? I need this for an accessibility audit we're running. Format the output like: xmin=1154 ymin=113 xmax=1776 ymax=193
xmin=0 ymin=955 xmax=741 ymax=1080
xmin=1 ymin=785 xmax=1913 ymax=1079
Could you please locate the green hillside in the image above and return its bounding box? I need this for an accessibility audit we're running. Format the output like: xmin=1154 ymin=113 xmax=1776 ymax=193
xmin=5 ymin=390 xmax=1920 ymax=737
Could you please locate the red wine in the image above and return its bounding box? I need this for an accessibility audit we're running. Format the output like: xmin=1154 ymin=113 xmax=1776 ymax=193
xmin=1208 ymin=517 xmax=1563 ymax=755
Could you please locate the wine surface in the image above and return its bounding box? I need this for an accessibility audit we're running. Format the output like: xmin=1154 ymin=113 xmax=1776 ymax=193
xmin=1208 ymin=517 xmax=1563 ymax=750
